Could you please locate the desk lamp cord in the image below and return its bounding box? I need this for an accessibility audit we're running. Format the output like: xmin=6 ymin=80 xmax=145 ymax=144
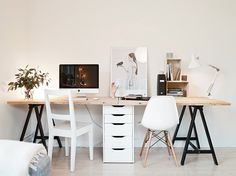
xmin=84 ymin=105 xmax=102 ymax=128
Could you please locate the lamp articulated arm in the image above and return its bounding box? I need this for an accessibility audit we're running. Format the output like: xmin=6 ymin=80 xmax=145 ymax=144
xmin=208 ymin=64 xmax=220 ymax=72
xmin=206 ymin=65 xmax=220 ymax=96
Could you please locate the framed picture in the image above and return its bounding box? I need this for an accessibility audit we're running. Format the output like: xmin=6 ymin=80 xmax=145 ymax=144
xmin=111 ymin=47 xmax=148 ymax=97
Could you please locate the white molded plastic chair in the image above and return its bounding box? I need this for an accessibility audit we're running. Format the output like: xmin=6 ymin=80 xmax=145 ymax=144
xmin=44 ymin=89 xmax=93 ymax=172
xmin=140 ymin=96 xmax=179 ymax=167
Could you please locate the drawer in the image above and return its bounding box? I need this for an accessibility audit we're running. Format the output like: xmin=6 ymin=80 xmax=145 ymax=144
xmin=104 ymin=123 xmax=132 ymax=136
xmin=104 ymin=105 xmax=133 ymax=115
xmin=103 ymin=148 xmax=133 ymax=163
xmin=104 ymin=114 xmax=133 ymax=123
xmin=104 ymin=135 xmax=132 ymax=148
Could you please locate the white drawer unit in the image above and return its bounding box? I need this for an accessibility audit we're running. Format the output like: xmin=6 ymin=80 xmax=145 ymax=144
xmin=104 ymin=105 xmax=133 ymax=115
xmin=104 ymin=136 xmax=132 ymax=148
xmin=103 ymin=105 xmax=134 ymax=163
xmin=104 ymin=114 xmax=133 ymax=123
xmin=103 ymin=148 xmax=133 ymax=162
xmin=104 ymin=123 xmax=132 ymax=136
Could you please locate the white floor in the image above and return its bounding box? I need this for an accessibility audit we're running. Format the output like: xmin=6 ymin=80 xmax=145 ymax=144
xmin=51 ymin=147 xmax=236 ymax=176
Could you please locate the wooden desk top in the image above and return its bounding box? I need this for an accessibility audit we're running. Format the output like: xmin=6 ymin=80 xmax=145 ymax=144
xmin=7 ymin=97 xmax=230 ymax=106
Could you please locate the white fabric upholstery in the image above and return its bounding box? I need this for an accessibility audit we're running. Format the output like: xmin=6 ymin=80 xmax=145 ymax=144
xmin=141 ymin=96 xmax=179 ymax=131
xmin=0 ymin=140 xmax=46 ymax=176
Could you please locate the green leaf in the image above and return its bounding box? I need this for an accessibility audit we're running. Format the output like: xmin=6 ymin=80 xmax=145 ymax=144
xmin=8 ymin=66 xmax=51 ymax=91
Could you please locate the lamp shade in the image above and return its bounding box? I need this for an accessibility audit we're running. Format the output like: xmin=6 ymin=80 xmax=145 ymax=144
xmin=135 ymin=47 xmax=147 ymax=63
xmin=188 ymin=55 xmax=201 ymax=69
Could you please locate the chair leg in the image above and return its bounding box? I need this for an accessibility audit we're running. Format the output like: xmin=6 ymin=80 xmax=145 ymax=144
xmin=167 ymin=131 xmax=179 ymax=167
xmin=140 ymin=130 xmax=150 ymax=157
xmin=65 ymin=137 xmax=69 ymax=157
xmin=70 ymin=137 xmax=77 ymax=172
xmin=164 ymin=131 xmax=171 ymax=156
xmin=48 ymin=134 xmax=54 ymax=160
xmin=89 ymin=127 xmax=94 ymax=160
xmin=143 ymin=130 xmax=153 ymax=167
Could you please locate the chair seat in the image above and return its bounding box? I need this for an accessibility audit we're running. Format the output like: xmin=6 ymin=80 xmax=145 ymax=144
xmin=52 ymin=121 xmax=93 ymax=137
xmin=55 ymin=121 xmax=92 ymax=130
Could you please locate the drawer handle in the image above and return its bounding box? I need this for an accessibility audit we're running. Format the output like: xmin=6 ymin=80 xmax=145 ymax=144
xmin=112 ymin=123 xmax=125 ymax=125
xmin=112 ymin=105 xmax=125 ymax=107
xmin=112 ymin=114 xmax=125 ymax=116
xmin=112 ymin=136 xmax=125 ymax=138
xmin=112 ymin=148 xmax=125 ymax=150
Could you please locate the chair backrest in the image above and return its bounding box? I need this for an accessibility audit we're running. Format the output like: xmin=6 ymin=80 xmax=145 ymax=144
xmin=141 ymin=96 xmax=179 ymax=131
xmin=44 ymin=89 xmax=76 ymax=131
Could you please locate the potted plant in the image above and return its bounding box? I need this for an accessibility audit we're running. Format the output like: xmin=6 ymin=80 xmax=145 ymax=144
xmin=8 ymin=65 xmax=50 ymax=99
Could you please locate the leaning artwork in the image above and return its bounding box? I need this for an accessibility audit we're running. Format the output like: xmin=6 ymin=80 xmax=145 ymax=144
xmin=111 ymin=47 xmax=148 ymax=97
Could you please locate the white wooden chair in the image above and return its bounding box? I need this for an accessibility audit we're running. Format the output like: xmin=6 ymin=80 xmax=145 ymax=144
xmin=140 ymin=96 xmax=179 ymax=167
xmin=44 ymin=89 xmax=93 ymax=172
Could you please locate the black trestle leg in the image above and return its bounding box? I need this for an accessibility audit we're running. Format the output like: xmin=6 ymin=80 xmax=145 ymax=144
xmin=34 ymin=105 xmax=47 ymax=150
xmin=33 ymin=104 xmax=44 ymax=143
xmin=33 ymin=106 xmax=62 ymax=148
xmin=20 ymin=105 xmax=34 ymax=141
xmin=189 ymin=106 xmax=201 ymax=149
xmin=199 ymin=107 xmax=218 ymax=165
xmin=172 ymin=105 xmax=186 ymax=144
xmin=181 ymin=107 xmax=197 ymax=165
xmin=33 ymin=124 xmax=39 ymax=143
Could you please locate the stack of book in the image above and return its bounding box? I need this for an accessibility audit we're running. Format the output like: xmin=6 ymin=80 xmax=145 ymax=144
xmin=167 ymin=88 xmax=184 ymax=97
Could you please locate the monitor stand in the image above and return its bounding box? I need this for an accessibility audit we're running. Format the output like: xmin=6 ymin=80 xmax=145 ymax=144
xmin=73 ymin=93 xmax=87 ymax=101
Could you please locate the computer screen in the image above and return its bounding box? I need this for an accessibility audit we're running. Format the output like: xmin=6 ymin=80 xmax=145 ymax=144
xmin=59 ymin=64 xmax=99 ymax=93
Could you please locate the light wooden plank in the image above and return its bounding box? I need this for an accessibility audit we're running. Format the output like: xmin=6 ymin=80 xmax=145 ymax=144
xmin=6 ymin=97 xmax=231 ymax=106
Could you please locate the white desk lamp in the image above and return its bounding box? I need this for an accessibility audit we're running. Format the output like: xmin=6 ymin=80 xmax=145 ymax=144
xmin=188 ymin=56 xmax=220 ymax=96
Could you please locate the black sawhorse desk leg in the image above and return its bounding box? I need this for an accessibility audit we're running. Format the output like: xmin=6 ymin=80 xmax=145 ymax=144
xmin=33 ymin=105 xmax=44 ymax=143
xmin=180 ymin=106 xmax=218 ymax=165
xmin=20 ymin=104 xmax=34 ymax=141
xmin=20 ymin=104 xmax=47 ymax=149
xmin=34 ymin=104 xmax=47 ymax=149
xmin=33 ymin=105 xmax=62 ymax=148
xmin=172 ymin=105 xmax=200 ymax=149
xmin=20 ymin=104 xmax=62 ymax=149
xmin=33 ymin=122 xmax=62 ymax=148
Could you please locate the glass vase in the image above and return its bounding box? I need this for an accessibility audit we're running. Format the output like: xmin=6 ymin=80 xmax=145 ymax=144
xmin=24 ymin=89 xmax=33 ymax=100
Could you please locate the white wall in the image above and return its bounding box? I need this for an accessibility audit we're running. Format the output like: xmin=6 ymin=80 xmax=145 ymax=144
xmin=0 ymin=0 xmax=32 ymax=139
xmin=1 ymin=0 xmax=236 ymax=147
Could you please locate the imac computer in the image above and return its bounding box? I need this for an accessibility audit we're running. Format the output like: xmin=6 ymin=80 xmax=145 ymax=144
xmin=59 ymin=64 xmax=99 ymax=98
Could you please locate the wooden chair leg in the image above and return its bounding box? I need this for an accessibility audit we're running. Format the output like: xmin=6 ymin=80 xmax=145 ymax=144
xmin=167 ymin=131 xmax=179 ymax=167
xmin=140 ymin=130 xmax=149 ymax=157
xmin=143 ymin=130 xmax=153 ymax=167
xmin=164 ymin=131 xmax=171 ymax=156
